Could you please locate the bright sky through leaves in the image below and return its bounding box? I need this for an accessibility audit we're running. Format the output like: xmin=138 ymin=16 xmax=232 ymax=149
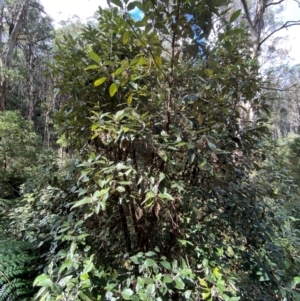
xmin=41 ymin=0 xmax=107 ymax=25
xmin=40 ymin=0 xmax=299 ymax=63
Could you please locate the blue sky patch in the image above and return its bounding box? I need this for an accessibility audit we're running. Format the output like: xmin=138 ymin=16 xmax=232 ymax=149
xmin=129 ymin=6 xmax=144 ymax=20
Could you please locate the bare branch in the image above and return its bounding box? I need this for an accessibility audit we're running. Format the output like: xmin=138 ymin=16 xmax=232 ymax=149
xmin=240 ymin=0 xmax=255 ymax=30
xmin=293 ymin=0 xmax=300 ymax=7
xmin=259 ymin=20 xmax=300 ymax=47
xmin=28 ymin=3 xmax=54 ymax=22
xmin=266 ymin=0 xmax=285 ymax=7
xmin=261 ymin=84 xmax=298 ymax=91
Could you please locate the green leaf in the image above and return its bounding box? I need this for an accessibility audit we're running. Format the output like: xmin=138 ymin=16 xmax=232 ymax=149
xmin=58 ymin=275 xmax=73 ymax=286
xmin=198 ymin=158 xmax=207 ymax=169
xmin=116 ymin=186 xmax=126 ymax=192
xmin=154 ymin=55 xmax=162 ymax=68
xmin=138 ymin=57 xmax=148 ymax=65
xmin=58 ymin=259 xmax=72 ymax=273
xmin=144 ymin=258 xmax=156 ymax=267
xmin=88 ymin=51 xmax=100 ymax=64
xmin=33 ymin=274 xmax=49 ymax=287
xmin=84 ymin=64 xmax=100 ymax=71
xmin=158 ymin=150 xmax=168 ymax=162
xmin=142 ymin=191 xmax=156 ymax=204
xmin=184 ymin=290 xmax=192 ymax=299
xmin=70 ymin=242 xmax=77 ymax=256
xmin=94 ymin=77 xmax=107 ymax=87
xmin=145 ymin=251 xmax=156 ymax=257
xmin=207 ymin=140 xmax=216 ymax=151
xmin=93 ymin=187 xmax=110 ymax=199
xmin=201 ymin=289 xmax=211 ymax=300
xmin=123 ymin=32 xmax=130 ymax=45
xmin=188 ymin=149 xmax=195 ymax=164
xmin=80 ymin=273 xmax=89 ymax=281
xmin=109 ymin=83 xmax=118 ymax=97
xmin=162 ymin=275 xmax=173 ymax=283
xmin=83 ymin=260 xmax=94 ymax=274
xmin=174 ymin=277 xmax=185 ymax=290
xmin=114 ymin=67 xmax=124 ymax=75
xmin=204 ymin=69 xmax=213 ymax=77
xmin=71 ymin=197 xmax=92 ymax=209
xmin=114 ymin=110 xmax=125 ymax=122
xmin=213 ymin=267 xmax=222 ymax=278
xmin=127 ymin=93 xmax=133 ymax=105
xmin=158 ymin=193 xmax=174 ymax=201
xmin=91 ymin=124 xmax=99 ymax=131
xmin=146 ymin=283 xmax=155 ymax=295
xmin=121 ymin=288 xmax=134 ymax=300
xmin=230 ymin=9 xmax=241 ymax=23
xmin=199 ymin=278 xmax=208 ymax=288
xmin=105 ymin=283 xmax=116 ymax=291
xmin=109 ymin=0 xmax=123 ymax=9
xmin=258 ymin=271 xmax=270 ymax=282
xmin=292 ymin=276 xmax=300 ymax=287
xmin=130 ymin=255 xmax=141 ymax=264
xmin=159 ymin=172 xmax=165 ymax=181
xmin=160 ymin=261 xmax=172 ymax=270
xmin=180 ymin=269 xmax=193 ymax=277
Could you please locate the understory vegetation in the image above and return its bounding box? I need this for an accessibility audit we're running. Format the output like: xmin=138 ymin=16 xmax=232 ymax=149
xmin=0 ymin=0 xmax=300 ymax=300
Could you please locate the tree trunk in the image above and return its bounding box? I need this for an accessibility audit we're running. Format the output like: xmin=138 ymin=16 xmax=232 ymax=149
xmin=0 ymin=0 xmax=28 ymax=111
xmin=27 ymin=43 xmax=35 ymax=121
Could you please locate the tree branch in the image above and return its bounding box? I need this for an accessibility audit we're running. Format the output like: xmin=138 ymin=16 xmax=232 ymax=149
xmin=259 ymin=20 xmax=300 ymax=47
xmin=266 ymin=0 xmax=285 ymax=7
xmin=240 ymin=0 xmax=255 ymax=30
xmin=293 ymin=0 xmax=300 ymax=7
xmin=261 ymin=84 xmax=298 ymax=91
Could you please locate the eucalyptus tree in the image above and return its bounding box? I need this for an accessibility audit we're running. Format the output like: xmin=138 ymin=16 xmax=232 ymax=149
xmin=237 ymin=0 xmax=300 ymax=58
xmin=0 ymin=0 xmax=54 ymax=126
xmin=0 ymin=0 xmax=28 ymax=110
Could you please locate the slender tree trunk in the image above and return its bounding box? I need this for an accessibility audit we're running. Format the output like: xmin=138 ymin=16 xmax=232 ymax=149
xmin=0 ymin=0 xmax=28 ymax=111
xmin=27 ymin=43 xmax=35 ymax=121
xmin=0 ymin=3 xmax=5 ymax=111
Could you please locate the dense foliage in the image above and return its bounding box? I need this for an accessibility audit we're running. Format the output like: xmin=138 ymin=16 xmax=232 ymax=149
xmin=0 ymin=111 xmax=40 ymax=198
xmin=0 ymin=0 xmax=300 ymax=300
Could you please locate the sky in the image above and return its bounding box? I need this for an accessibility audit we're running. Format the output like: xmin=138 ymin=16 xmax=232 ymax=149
xmin=40 ymin=0 xmax=299 ymax=64
xmin=278 ymin=0 xmax=300 ymax=65
xmin=40 ymin=0 xmax=107 ymax=24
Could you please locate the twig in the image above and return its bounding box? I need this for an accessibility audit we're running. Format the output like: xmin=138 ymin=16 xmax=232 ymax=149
xmin=259 ymin=20 xmax=300 ymax=47
xmin=260 ymin=84 xmax=298 ymax=91
xmin=266 ymin=0 xmax=285 ymax=7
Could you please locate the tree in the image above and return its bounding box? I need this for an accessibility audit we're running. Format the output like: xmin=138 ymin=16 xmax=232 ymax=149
xmin=0 ymin=0 xmax=28 ymax=110
xmin=0 ymin=0 xmax=54 ymax=138
xmin=10 ymin=1 xmax=300 ymax=300
xmin=239 ymin=0 xmax=300 ymax=58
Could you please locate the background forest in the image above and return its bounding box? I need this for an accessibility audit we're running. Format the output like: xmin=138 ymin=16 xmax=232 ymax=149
xmin=0 ymin=0 xmax=300 ymax=300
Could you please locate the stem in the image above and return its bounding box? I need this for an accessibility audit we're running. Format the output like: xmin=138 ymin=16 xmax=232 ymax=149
xmin=166 ymin=0 xmax=181 ymax=133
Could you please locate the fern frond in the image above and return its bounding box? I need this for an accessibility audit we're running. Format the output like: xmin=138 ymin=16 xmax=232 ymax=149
xmin=0 ymin=239 xmax=36 ymax=301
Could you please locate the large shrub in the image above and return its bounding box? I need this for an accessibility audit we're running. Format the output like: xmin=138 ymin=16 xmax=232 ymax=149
xmin=13 ymin=1 xmax=300 ymax=300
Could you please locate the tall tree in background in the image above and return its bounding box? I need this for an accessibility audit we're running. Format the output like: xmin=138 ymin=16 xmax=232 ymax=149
xmin=0 ymin=0 xmax=54 ymax=122
xmin=239 ymin=0 xmax=300 ymax=58
xmin=0 ymin=0 xmax=28 ymax=110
